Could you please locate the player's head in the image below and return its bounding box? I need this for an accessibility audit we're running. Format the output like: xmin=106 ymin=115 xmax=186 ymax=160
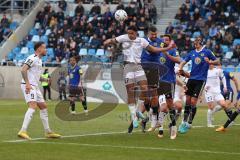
xmin=34 ymin=41 xmax=46 ymax=56
xmin=148 ymin=26 xmax=157 ymax=41
xmin=127 ymin=25 xmax=138 ymax=40
xmin=193 ymin=36 xmax=203 ymax=49
xmin=70 ymin=56 xmax=77 ymax=66
xmin=162 ymin=34 xmax=172 ymax=46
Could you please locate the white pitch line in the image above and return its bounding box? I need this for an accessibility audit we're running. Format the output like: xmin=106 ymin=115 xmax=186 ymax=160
xmin=4 ymin=123 xmax=240 ymax=143
xmin=4 ymin=131 xmax=127 ymax=143
xmin=21 ymin=141 xmax=240 ymax=156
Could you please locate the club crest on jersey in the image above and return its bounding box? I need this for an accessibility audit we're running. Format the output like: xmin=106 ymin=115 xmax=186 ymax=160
xmin=160 ymin=57 xmax=166 ymax=64
xmin=195 ymin=57 xmax=201 ymax=64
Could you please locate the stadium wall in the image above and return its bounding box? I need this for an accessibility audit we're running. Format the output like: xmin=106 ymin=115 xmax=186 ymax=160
xmin=0 ymin=0 xmax=45 ymax=61
xmin=0 ymin=66 xmax=239 ymax=105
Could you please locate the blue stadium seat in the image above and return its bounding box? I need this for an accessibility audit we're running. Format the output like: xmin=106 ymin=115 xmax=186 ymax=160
xmin=10 ymin=22 xmax=18 ymax=30
xmin=101 ymin=56 xmax=110 ymax=63
xmin=29 ymin=28 xmax=38 ymax=36
xmin=192 ymin=31 xmax=201 ymax=38
xmin=20 ymin=47 xmax=29 ymax=54
xmin=45 ymin=29 xmax=51 ymax=36
xmin=96 ymin=49 xmax=105 ymax=56
xmin=12 ymin=47 xmax=20 ymax=54
xmin=138 ymin=31 xmax=145 ymax=38
xmin=223 ymin=66 xmax=235 ymax=72
xmin=31 ymin=35 xmax=40 ymax=42
xmin=79 ymin=48 xmax=88 ymax=56
xmin=221 ymin=58 xmax=229 ymax=67
xmin=233 ymin=39 xmax=240 ymax=46
xmin=88 ymin=49 xmax=96 ymax=56
xmin=221 ymin=45 xmax=229 ymax=53
xmin=47 ymin=48 xmax=54 ymax=58
xmin=27 ymin=41 xmax=34 ymax=49
xmin=7 ymin=52 xmax=15 ymax=60
xmin=34 ymin=22 xmax=40 ymax=29
xmin=230 ymin=58 xmax=239 ymax=67
xmin=40 ymin=36 xmax=48 ymax=44
xmin=29 ymin=48 xmax=35 ymax=54
xmin=224 ymin=51 xmax=233 ymax=59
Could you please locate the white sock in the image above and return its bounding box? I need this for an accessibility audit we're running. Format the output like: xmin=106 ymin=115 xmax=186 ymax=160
xmin=212 ymin=105 xmax=222 ymax=113
xmin=151 ymin=114 xmax=157 ymax=128
xmin=149 ymin=108 xmax=153 ymax=122
xmin=207 ymin=109 xmax=213 ymax=125
xmin=158 ymin=111 xmax=167 ymax=126
xmin=40 ymin=109 xmax=52 ymax=133
xmin=128 ymin=104 xmax=136 ymax=121
xmin=21 ymin=108 xmax=35 ymax=132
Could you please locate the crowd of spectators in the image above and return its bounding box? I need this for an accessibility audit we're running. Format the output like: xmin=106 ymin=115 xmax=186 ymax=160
xmin=166 ymin=0 xmax=240 ymax=62
xmin=15 ymin=0 xmax=157 ymax=63
xmin=0 ymin=14 xmax=14 ymax=45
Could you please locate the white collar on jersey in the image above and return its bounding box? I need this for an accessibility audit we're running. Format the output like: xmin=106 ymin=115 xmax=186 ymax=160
xmin=195 ymin=45 xmax=206 ymax=53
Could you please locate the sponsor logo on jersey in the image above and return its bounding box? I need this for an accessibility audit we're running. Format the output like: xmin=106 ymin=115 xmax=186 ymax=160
xmin=160 ymin=57 xmax=166 ymax=64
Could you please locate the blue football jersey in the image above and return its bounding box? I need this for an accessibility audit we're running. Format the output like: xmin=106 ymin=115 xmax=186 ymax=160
xmin=141 ymin=37 xmax=164 ymax=63
xmin=221 ymin=71 xmax=234 ymax=92
xmin=159 ymin=49 xmax=179 ymax=83
xmin=68 ymin=65 xmax=82 ymax=86
xmin=184 ymin=47 xmax=216 ymax=81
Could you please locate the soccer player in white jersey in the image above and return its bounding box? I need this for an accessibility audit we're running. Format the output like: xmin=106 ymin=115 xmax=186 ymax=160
xmin=18 ymin=42 xmax=61 ymax=140
xmin=104 ymin=26 xmax=175 ymax=133
xmin=204 ymin=64 xmax=233 ymax=127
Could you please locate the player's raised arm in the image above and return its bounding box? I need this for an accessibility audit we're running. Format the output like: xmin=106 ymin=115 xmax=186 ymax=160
xmin=146 ymin=43 xmax=173 ymax=54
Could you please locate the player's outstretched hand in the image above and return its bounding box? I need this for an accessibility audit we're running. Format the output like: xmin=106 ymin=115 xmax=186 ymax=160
xmin=25 ymin=83 xmax=32 ymax=94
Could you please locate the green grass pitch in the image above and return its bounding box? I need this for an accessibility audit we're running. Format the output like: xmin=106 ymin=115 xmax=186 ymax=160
xmin=0 ymin=99 xmax=239 ymax=160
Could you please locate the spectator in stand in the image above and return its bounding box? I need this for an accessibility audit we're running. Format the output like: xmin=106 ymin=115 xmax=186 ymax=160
xmin=149 ymin=3 xmax=157 ymax=24
xmin=55 ymin=45 xmax=65 ymax=62
xmin=58 ymin=0 xmax=67 ymax=11
xmin=226 ymin=22 xmax=239 ymax=39
xmin=175 ymin=33 xmax=185 ymax=52
xmin=165 ymin=22 xmax=174 ymax=34
xmin=75 ymin=2 xmax=85 ymax=17
xmin=116 ymin=1 xmax=124 ymax=10
xmin=222 ymin=31 xmax=233 ymax=45
xmin=1 ymin=14 xmax=10 ymax=28
xmin=175 ymin=9 xmax=184 ymax=22
xmin=90 ymin=3 xmax=101 ymax=15
xmin=213 ymin=44 xmax=223 ymax=59
xmin=89 ymin=34 xmax=101 ymax=49
xmin=184 ymin=35 xmax=192 ymax=52
xmin=137 ymin=17 xmax=148 ymax=33
xmin=232 ymin=45 xmax=240 ymax=60
xmin=209 ymin=24 xmax=218 ymax=38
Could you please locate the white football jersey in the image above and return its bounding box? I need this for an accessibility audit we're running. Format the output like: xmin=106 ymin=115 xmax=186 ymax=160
xmin=21 ymin=54 xmax=43 ymax=86
xmin=205 ymin=67 xmax=225 ymax=93
xmin=115 ymin=34 xmax=149 ymax=63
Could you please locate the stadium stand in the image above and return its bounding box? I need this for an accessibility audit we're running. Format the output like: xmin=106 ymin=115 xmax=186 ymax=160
xmin=166 ymin=0 xmax=240 ymax=64
xmin=4 ymin=0 xmax=157 ymax=66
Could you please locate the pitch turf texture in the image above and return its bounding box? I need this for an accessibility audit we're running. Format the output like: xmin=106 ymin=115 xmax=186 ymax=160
xmin=0 ymin=100 xmax=239 ymax=160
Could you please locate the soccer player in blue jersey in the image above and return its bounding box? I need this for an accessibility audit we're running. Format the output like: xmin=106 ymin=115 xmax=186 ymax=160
xmin=68 ymin=56 xmax=88 ymax=114
xmin=140 ymin=26 xmax=165 ymax=133
xmin=221 ymin=71 xmax=239 ymax=106
xmin=178 ymin=37 xmax=220 ymax=134
xmin=156 ymin=34 xmax=181 ymax=139
xmin=216 ymin=91 xmax=240 ymax=132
